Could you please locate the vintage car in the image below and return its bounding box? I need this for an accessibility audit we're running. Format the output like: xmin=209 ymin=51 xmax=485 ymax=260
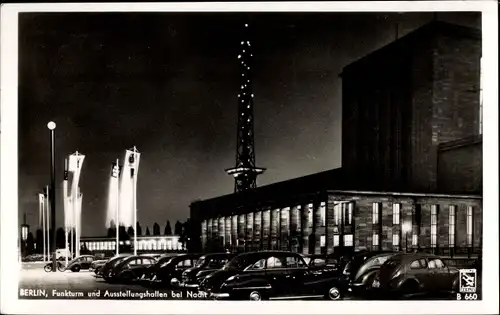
xmin=153 ymin=253 xmax=202 ymax=287
xmin=347 ymin=251 xmax=398 ymax=294
xmin=63 ymin=255 xmax=95 ymax=272
xmin=90 ymin=259 xmax=110 ymax=275
xmin=140 ymin=253 xmax=182 ymax=284
xmin=199 ymin=251 xmax=348 ymax=301
xmin=181 ymin=253 xmax=235 ymax=288
xmin=100 ymin=253 xmax=132 ymax=279
xmin=105 ymin=255 xmax=158 ymax=283
xmin=372 ymin=253 xmax=460 ymax=298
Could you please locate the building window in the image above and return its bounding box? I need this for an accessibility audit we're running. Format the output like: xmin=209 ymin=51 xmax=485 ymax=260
xmin=334 ymin=204 xmax=341 ymax=226
xmin=372 ymin=203 xmax=380 ymax=224
xmin=449 ymin=205 xmax=456 ymax=247
xmin=344 ymin=234 xmax=353 ymax=247
xmin=392 ymin=203 xmax=400 ymax=225
xmin=320 ymin=202 xmax=326 ymax=227
xmin=307 ymin=204 xmax=313 ymax=228
xmin=333 ymin=235 xmax=340 ymax=247
xmin=320 ymin=235 xmax=326 ymax=247
xmin=412 ymin=234 xmax=418 ymax=247
xmin=466 ymin=206 xmax=473 ymax=246
xmin=346 ymin=203 xmax=353 ymax=225
xmin=372 ymin=232 xmax=379 ymax=246
xmin=392 ymin=234 xmax=399 ymax=247
xmin=431 ymin=205 xmax=438 ymax=248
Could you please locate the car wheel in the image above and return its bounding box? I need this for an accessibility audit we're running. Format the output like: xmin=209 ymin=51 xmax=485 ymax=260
xmin=326 ymin=286 xmax=342 ymax=300
xmin=72 ymin=266 xmax=81 ymax=273
xmin=249 ymin=291 xmax=262 ymax=301
xmin=400 ymin=280 xmax=419 ymax=297
xmin=95 ymin=267 xmax=101 ymax=274
xmin=44 ymin=264 xmax=52 ymax=272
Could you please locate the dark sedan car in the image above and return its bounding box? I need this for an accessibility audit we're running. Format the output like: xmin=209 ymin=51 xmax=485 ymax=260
xmin=100 ymin=254 xmax=132 ymax=280
xmin=105 ymin=255 xmax=158 ymax=283
xmin=149 ymin=253 xmax=202 ymax=287
xmin=199 ymin=251 xmax=348 ymax=301
xmin=140 ymin=253 xmax=182 ymax=283
xmin=64 ymin=255 xmax=95 ymax=272
xmin=347 ymin=251 xmax=398 ymax=294
xmin=372 ymin=253 xmax=459 ymax=298
xmin=181 ymin=253 xmax=235 ymax=288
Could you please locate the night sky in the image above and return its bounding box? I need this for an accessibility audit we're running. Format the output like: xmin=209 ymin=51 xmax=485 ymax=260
xmin=18 ymin=11 xmax=480 ymax=237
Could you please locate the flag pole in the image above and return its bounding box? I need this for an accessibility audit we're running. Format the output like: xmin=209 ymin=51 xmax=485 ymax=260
xmin=115 ymin=159 xmax=120 ymax=256
xmin=73 ymin=151 xmax=79 ymax=258
xmin=42 ymin=193 xmax=46 ymax=262
xmin=45 ymin=185 xmax=50 ymax=263
xmin=64 ymin=158 xmax=69 ymax=266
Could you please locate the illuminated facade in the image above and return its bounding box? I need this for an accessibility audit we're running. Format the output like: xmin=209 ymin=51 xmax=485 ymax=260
xmin=80 ymin=235 xmax=183 ymax=253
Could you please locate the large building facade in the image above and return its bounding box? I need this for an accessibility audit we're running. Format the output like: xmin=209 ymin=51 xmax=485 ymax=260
xmin=190 ymin=21 xmax=483 ymax=257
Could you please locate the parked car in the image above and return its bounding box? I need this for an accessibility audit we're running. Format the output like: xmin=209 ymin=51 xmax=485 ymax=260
xmin=150 ymin=253 xmax=202 ymax=287
xmin=105 ymin=255 xmax=158 ymax=283
xmin=199 ymin=251 xmax=348 ymax=301
xmin=181 ymin=253 xmax=236 ymax=288
xmin=140 ymin=253 xmax=183 ymax=283
xmin=100 ymin=253 xmax=132 ymax=280
xmin=347 ymin=251 xmax=398 ymax=295
xmin=63 ymin=255 xmax=96 ymax=272
xmin=90 ymin=258 xmax=112 ymax=275
xmin=372 ymin=253 xmax=459 ymax=298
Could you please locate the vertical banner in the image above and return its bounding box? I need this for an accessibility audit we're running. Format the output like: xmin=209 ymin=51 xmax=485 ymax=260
xmin=106 ymin=162 xmax=121 ymax=228
xmin=119 ymin=148 xmax=140 ymax=228
xmin=69 ymin=152 xmax=85 ymax=257
xmin=38 ymin=193 xmax=45 ymax=227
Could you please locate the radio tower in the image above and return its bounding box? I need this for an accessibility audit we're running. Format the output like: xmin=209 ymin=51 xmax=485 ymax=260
xmin=225 ymin=23 xmax=265 ymax=193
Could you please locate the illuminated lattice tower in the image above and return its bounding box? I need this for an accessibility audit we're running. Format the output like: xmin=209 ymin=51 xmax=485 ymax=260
xmin=225 ymin=23 xmax=265 ymax=193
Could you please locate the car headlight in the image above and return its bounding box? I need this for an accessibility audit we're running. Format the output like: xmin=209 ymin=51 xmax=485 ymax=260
xmin=226 ymin=275 xmax=236 ymax=282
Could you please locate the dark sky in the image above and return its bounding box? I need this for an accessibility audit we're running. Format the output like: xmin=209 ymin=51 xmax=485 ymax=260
xmin=18 ymin=11 xmax=480 ymax=237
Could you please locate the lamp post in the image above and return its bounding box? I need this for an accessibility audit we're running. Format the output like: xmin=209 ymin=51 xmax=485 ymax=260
xmin=47 ymin=121 xmax=57 ymax=272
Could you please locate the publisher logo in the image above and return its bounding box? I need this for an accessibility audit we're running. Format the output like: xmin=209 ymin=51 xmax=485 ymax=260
xmin=459 ymin=269 xmax=477 ymax=293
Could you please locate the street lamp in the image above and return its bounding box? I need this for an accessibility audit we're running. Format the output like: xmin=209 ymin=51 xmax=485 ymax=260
xmin=47 ymin=121 xmax=57 ymax=272
xmin=402 ymin=220 xmax=412 ymax=253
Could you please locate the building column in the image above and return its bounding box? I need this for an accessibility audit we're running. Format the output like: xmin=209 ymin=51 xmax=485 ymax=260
xmin=290 ymin=205 xmax=300 ymax=253
xmin=270 ymin=209 xmax=279 ymax=250
xmin=218 ymin=217 xmax=225 ymax=251
xmin=237 ymin=214 xmax=245 ymax=252
xmin=262 ymin=209 xmax=270 ymax=250
xmin=212 ymin=218 xmax=219 ymax=253
xmin=254 ymin=210 xmax=262 ymax=251
xmin=246 ymin=212 xmax=254 ymax=252
xmin=201 ymin=220 xmax=208 ymax=252
xmin=313 ymin=202 xmax=323 ymax=254
xmin=224 ymin=216 xmax=231 ymax=250
xmin=326 ymin=201 xmax=336 ymax=254
xmin=207 ymin=218 xmax=213 ymax=252
xmin=231 ymin=215 xmax=238 ymax=253
xmin=302 ymin=203 xmax=312 ymax=254
xmin=280 ymin=207 xmax=290 ymax=251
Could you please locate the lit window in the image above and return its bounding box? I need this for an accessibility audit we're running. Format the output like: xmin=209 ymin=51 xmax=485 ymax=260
xmin=412 ymin=234 xmax=418 ymax=246
xmin=347 ymin=203 xmax=353 ymax=225
xmin=392 ymin=234 xmax=400 ymax=246
xmin=466 ymin=206 xmax=473 ymax=246
xmin=307 ymin=204 xmax=313 ymax=228
xmin=392 ymin=204 xmax=400 ymax=225
xmin=334 ymin=204 xmax=341 ymax=225
xmin=449 ymin=205 xmax=456 ymax=248
xmin=344 ymin=234 xmax=354 ymax=247
xmin=372 ymin=232 xmax=379 ymax=246
xmin=372 ymin=203 xmax=380 ymax=225
xmin=333 ymin=235 xmax=340 ymax=247
xmin=431 ymin=205 xmax=438 ymax=248
xmin=320 ymin=202 xmax=326 ymax=226
xmin=320 ymin=235 xmax=326 ymax=247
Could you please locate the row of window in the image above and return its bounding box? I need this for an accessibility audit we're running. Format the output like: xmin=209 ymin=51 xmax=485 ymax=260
xmin=82 ymin=239 xmax=181 ymax=251
xmin=372 ymin=203 xmax=475 ymax=248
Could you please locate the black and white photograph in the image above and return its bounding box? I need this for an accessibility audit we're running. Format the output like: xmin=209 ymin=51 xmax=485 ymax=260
xmin=0 ymin=1 xmax=498 ymax=314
